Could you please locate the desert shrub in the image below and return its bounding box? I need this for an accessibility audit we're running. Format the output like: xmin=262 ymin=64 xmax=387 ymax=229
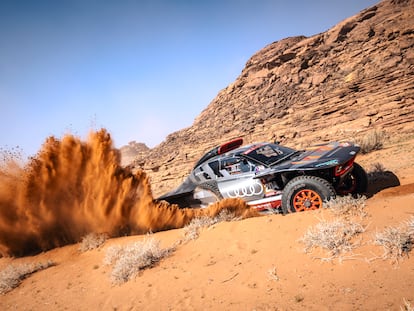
xmin=0 ymin=261 xmax=54 ymax=294
xmin=374 ymin=221 xmax=413 ymax=262
xmin=215 ymin=209 xmax=241 ymax=222
xmin=183 ymin=216 xmax=215 ymax=241
xmin=401 ymin=298 xmax=414 ymax=311
xmin=267 ymin=266 xmax=279 ymax=282
xmin=368 ymin=162 xmax=386 ymax=174
xmin=407 ymin=217 xmax=414 ymax=235
xmin=300 ymin=219 xmax=365 ymax=258
xmin=104 ymin=211 xmax=240 ymax=285
xmin=79 ymin=233 xmax=108 ymax=252
xmin=103 ymin=245 xmax=123 ymax=266
xmin=367 ymin=162 xmax=391 ymax=181
xmin=104 ymin=236 xmax=173 ymax=285
xmin=324 ymin=195 xmax=367 ymax=218
xmin=182 ymin=210 xmax=239 ymax=242
xmin=357 ymin=129 xmax=386 ymax=154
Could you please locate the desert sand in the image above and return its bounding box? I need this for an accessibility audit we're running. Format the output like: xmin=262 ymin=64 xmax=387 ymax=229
xmin=0 ymin=136 xmax=413 ymax=311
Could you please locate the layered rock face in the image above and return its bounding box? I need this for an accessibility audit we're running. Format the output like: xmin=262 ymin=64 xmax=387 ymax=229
xmin=119 ymin=141 xmax=149 ymax=167
xmin=127 ymin=0 xmax=414 ymax=197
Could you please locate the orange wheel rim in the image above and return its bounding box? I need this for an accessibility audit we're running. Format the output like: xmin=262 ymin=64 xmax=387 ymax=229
xmin=292 ymin=189 xmax=322 ymax=212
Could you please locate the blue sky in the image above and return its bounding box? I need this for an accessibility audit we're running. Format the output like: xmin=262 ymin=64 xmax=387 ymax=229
xmin=0 ymin=0 xmax=378 ymax=157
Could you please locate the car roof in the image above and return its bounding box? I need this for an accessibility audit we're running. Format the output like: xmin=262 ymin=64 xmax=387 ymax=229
xmin=204 ymin=143 xmax=267 ymax=163
xmin=196 ymin=142 xmax=296 ymax=167
xmin=219 ymin=143 xmax=266 ymax=157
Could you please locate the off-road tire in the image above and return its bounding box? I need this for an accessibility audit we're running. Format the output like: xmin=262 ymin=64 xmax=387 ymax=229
xmin=336 ymin=162 xmax=368 ymax=196
xmin=192 ymin=181 xmax=223 ymax=208
xmin=349 ymin=162 xmax=368 ymax=194
xmin=281 ymin=176 xmax=336 ymax=214
xmin=199 ymin=181 xmax=223 ymax=200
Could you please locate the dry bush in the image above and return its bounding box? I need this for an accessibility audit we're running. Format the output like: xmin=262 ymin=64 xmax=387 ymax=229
xmin=357 ymin=129 xmax=386 ymax=154
xmin=183 ymin=216 xmax=215 ymax=241
xmin=374 ymin=221 xmax=413 ymax=262
xmin=401 ymin=298 xmax=414 ymax=311
xmin=182 ymin=209 xmax=239 ymax=242
xmin=300 ymin=219 xmax=365 ymax=258
xmin=368 ymin=162 xmax=386 ymax=174
xmin=367 ymin=162 xmax=391 ymax=182
xmin=104 ymin=245 xmax=123 ymax=265
xmin=0 ymin=261 xmax=54 ymax=294
xmin=324 ymin=195 xmax=367 ymax=218
xmin=104 ymin=235 xmax=173 ymax=285
xmin=79 ymin=233 xmax=108 ymax=252
xmin=267 ymin=266 xmax=279 ymax=282
xmin=407 ymin=217 xmax=414 ymax=235
xmin=104 ymin=210 xmax=240 ymax=285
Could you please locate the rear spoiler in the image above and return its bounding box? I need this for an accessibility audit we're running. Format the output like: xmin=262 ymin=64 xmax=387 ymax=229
xmin=218 ymin=137 xmax=243 ymax=154
xmin=193 ymin=138 xmax=243 ymax=168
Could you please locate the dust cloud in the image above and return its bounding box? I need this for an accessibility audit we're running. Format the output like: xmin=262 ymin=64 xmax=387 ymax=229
xmin=0 ymin=129 xmax=254 ymax=257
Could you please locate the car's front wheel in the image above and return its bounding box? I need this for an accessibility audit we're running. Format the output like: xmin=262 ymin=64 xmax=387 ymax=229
xmin=193 ymin=182 xmax=223 ymax=208
xmin=281 ymin=176 xmax=336 ymax=214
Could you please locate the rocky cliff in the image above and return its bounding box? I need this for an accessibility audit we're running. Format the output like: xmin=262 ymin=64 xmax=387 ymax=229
xmin=125 ymin=0 xmax=414 ymax=197
xmin=119 ymin=141 xmax=149 ymax=167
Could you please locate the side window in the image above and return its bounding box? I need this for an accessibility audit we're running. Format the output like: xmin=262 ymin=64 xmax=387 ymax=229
xmin=240 ymin=159 xmax=254 ymax=172
xmin=193 ymin=166 xmax=211 ymax=181
xmin=208 ymin=160 xmax=222 ymax=178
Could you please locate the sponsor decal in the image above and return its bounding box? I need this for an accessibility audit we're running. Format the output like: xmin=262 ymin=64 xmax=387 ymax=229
xmin=226 ymin=180 xmax=264 ymax=198
xmin=247 ymin=195 xmax=282 ymax=211
xmin=292 ymin=155 xmax=321 ymax=164
xmin=315 ymin=159 xmax=339 ymax=167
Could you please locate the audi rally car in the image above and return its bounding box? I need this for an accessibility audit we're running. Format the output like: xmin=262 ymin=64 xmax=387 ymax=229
xmin=157 ymin=138 xmax=368 ymax=214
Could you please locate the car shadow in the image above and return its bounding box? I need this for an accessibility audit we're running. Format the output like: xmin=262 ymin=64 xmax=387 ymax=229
xmin=366 ymin=170 xmax=401 ymax=198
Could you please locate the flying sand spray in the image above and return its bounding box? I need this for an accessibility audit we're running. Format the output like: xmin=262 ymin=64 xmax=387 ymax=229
xmin=0 ymin=129 xmax=253 ymax=257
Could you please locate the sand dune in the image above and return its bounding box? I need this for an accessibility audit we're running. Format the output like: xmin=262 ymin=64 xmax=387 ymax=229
xmin=0 ymin=137 xmax=413 ymax=310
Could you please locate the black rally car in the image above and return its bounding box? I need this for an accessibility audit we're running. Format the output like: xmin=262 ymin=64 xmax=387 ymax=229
xmin=157 ymin=138 xmax=368 ymax=214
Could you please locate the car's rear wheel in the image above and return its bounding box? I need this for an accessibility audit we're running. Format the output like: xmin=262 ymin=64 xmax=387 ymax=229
xmin=282 ymin=176 xmax=336 ymax=214
xmin=336 ymin=162 xmax=368 ymax=196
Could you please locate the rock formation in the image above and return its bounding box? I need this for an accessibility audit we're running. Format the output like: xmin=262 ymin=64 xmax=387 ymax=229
xmin=119 ymin=141 xmax=149 ymax=167
xmin=124 ymin=0 xmax=414 ymax=197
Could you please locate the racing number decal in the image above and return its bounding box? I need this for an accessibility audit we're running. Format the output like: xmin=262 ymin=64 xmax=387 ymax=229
xmin=226 ymin=180 xmax=264 ymax=198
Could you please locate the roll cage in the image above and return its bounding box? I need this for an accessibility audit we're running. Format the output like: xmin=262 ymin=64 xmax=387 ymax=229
xmin=241 ymin=143 xmax=297 ymax=166
xmin=193 ymin=143 xmax=298 ymax=181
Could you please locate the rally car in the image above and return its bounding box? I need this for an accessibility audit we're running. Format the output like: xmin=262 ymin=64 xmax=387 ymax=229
xmin=157 ymin=138 xmax=368 ymax=214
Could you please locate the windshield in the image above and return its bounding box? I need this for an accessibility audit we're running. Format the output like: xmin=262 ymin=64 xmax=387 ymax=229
xmin=243 ymin=143 xmax=296 ymax=166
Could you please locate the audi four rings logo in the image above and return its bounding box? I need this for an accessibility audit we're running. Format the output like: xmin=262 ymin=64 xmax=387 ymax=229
xmin=226 ymin=181 xmax=263 ymax=198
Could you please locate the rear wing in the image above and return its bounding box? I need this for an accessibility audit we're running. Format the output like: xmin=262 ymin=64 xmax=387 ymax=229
xmin=193 ymin=138 xmax=243 ymax=168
